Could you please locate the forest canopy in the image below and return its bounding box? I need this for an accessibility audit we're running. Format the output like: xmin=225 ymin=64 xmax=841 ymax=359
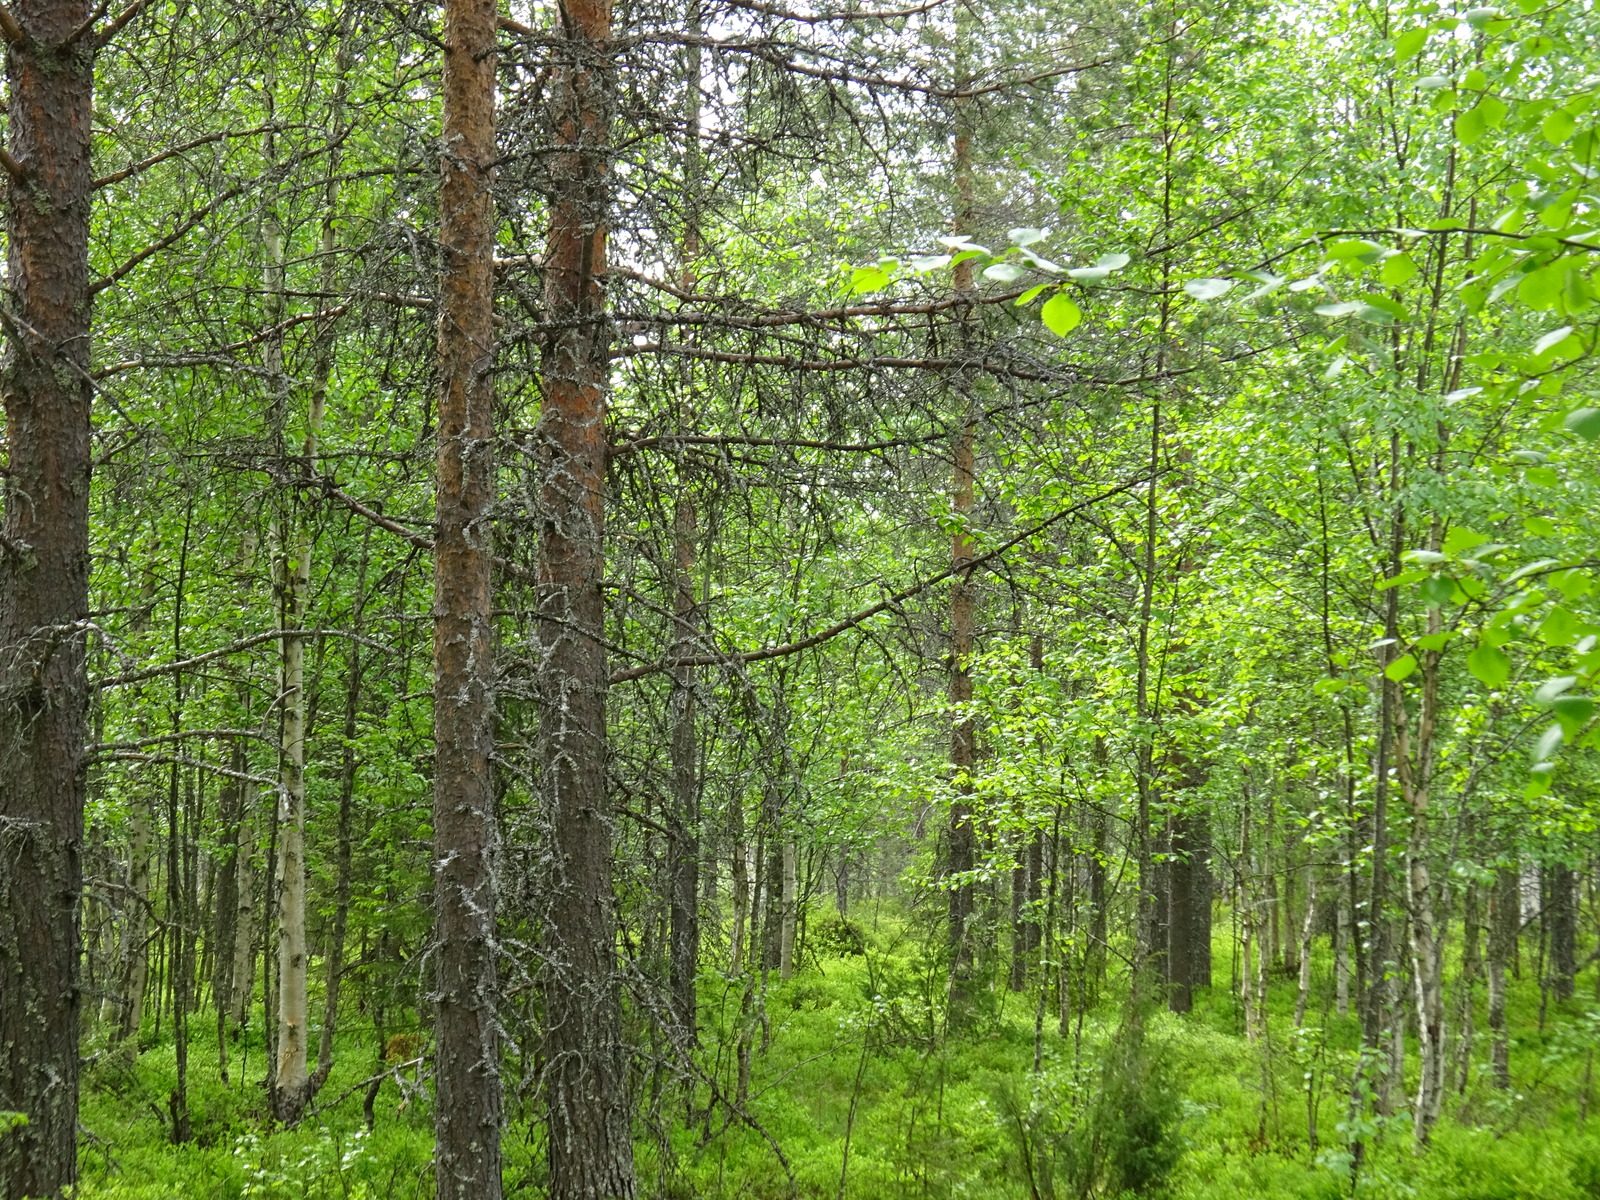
xmin=3 ymin=0 xmax=1600 ymax=1196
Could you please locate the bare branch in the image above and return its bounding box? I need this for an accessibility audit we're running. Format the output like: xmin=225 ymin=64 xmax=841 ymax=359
xmin=611 ymin=472 xmax=1158 ymax=683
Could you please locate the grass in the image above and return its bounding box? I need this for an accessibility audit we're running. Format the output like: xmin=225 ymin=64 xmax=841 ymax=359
xmin=61 ymin=906 xmax=1600 ymax=1198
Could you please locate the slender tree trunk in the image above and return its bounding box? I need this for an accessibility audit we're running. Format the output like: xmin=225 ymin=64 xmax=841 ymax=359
xmin=1295 ymin=872 xmax=1317 ymax=1027
xmin=229 ymin=803 xmax=258 ymax=1028
xmin=318 ymin=540 xmax=365 ymax=1080
xmin=729 ymin=804 xmax=749 ymax=973
xmin=538 ymin=0 xmax=633 ymax=1186
xmin=271 ymin=515 xmax=312 ymax=1122
xmin=666 ymin=0 xmax=703 ymax=1044
xmin=1397 ymin=628 xmax=1445 ymax=1142
xmin=116 ymin=799 xmax=154 ymax=1040
xmin=0 ymin=0 xmax=95 ymax=1188
xmin=432 ymin=0 xmax=504 ymax=1189
xmin=1547 ymin=864 xmax=1576 ymax=1003
xmin=779 ymin=841 xmax=798 ymax=980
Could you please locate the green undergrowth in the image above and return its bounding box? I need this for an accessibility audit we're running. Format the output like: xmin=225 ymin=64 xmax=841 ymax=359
xmin=65 ymin=912 xmax=1600 ymax=1199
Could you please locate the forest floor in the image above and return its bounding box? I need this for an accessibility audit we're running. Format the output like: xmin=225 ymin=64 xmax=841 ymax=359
xmin=72 ymin=906 xmax=1600 ymax=1199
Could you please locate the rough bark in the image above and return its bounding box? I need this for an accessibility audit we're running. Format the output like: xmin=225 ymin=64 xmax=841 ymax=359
xmin=0 ymin=0 xmax=95 ymax=1191
xmin=537 ymin=0 xmax=634 ymax=1187
xmin=432 ymin=0 xmax=504 ymax=1189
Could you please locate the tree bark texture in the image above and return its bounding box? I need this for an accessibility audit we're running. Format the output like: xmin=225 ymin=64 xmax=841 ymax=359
xmin=0 ymin=0 xmax=94 ymax=1193
xmin=537 ymin=0 xmax=634 ymax=1189
xmin=433 ymin=0 xmax=504 ymax=1190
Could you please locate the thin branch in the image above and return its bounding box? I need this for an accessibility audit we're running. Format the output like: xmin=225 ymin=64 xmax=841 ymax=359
xmin=610 ymin=471 xmax=1158 ymax=683
xmin=94 ymin=123 xmax=284 ymax=190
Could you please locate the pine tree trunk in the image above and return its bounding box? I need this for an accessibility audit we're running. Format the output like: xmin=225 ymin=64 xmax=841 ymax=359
xmin=537 ymin=0 xmax=633 ymax=1185
xmin=432 ymin=0 xmax=504 ymax=1189
xmin=0 ymin=0 xmax=95 ymax=1188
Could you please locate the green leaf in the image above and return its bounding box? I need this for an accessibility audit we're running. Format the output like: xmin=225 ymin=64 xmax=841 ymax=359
xmin=1359 ymin=294 xmax=1408 ymax=322
xmin=1386 ymin=654 xmax=1419 ymax=682
xmin=1315 ymin=301 xmax=1363 ymax=317
xmin=1420 ymin=574 xmax=1457 ymax=607
xmin=1095 ymin=252 xmax=1131 ymax=270
xmin=1534 ymin=723 xmax=1565 ymax=763
xmin=1414 ymin=632 xmax=1452 ymax=651
xmin=1394 ymin=27 xmax=1428 ymax=61
xmin=1184 ymin=277 xmax=1234 ymax=300
xmin=1540 ymin=606 xmax=1580 ymax=646
xmin=1380 ymin=253 xmax=1418 ymax=285
xmin=1442 ymin=528 xmax=1488 ymax=555
xmin=1519 ymin=260 xmax=1573 ymax=310
xmin=1014 ymin=283 xmax=1050 ymax=306
xmin=1463 ymin=6 xmax=1499 ymax=28
xmin=1040 ymin=293 xmax=1082 ymax=337
xmin=1564 ymin=407 xmax=1600 ymax=439
xmin=1552 ymin=696 xmax=1595 ymax=739
xmin=850 ymin=266 xmax=891 ymax=295
xmin=1455 ymin=104 xmax=1488 ymax=145
xmin=1377 ymin=569 xmax=1427 ymax=591
xmin=1534 ymin=675 xmax=1578 ymax=704
xmin=1534 ymin=325 xmax=1576 ymax=355
xmin=1468 ymin=643 xmax=1511 ymax=688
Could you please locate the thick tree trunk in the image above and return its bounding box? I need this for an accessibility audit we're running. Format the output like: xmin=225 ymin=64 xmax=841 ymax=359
xmin=1167 ymin=807 xmax=1204 ymax=1012
xmin=432 ymin=0 xmax=504 ymax=1191
xmin=537 ymin=0 xmax=633 ymax=1188
xmin=0 ymin=0 xmax=94 ymax=1191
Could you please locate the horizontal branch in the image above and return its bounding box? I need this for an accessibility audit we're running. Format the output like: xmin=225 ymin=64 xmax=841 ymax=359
xmin=94 ymin=123 xmax=285 ymax=190
xmin=724 ymin=0 xmax=947 ymax=22
xmin=93 ymin=750 xmax=278 ymax=787
xmin=92 ymin=728 xmax=269 ymax=751
xmin=610 ymin=471 xmax=1155 ymax=683
xmin=95 ymin=628 xmax=389 ymax=689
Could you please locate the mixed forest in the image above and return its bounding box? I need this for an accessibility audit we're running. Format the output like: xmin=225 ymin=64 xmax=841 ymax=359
xmin=5 ymin=0 xmax=1600 ymax=1195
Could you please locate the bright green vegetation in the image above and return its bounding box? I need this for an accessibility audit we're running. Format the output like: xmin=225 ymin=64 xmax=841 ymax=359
xmin=74 ymin=908 xmax=1600 ymax=1199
